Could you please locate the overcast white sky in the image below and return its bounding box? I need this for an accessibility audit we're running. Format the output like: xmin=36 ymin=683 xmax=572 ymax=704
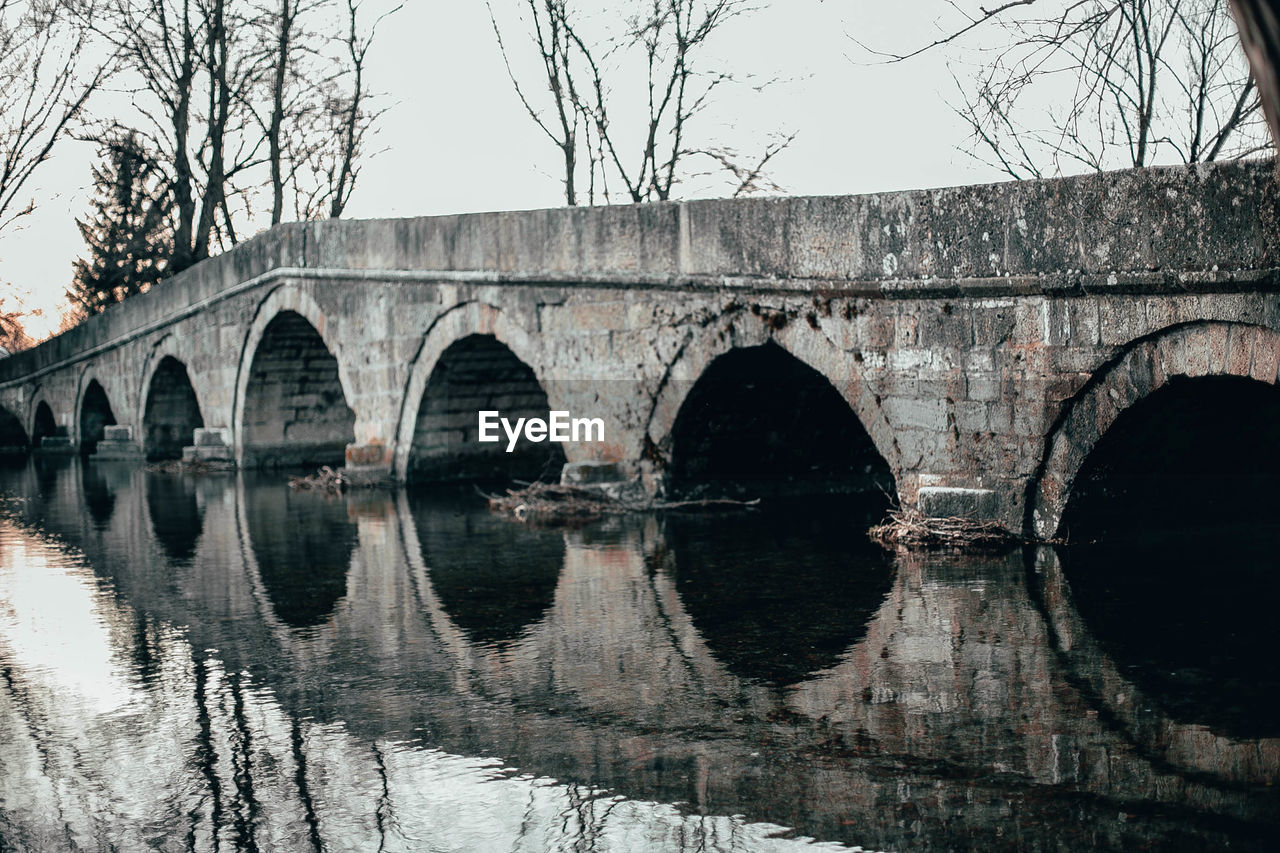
xmin=1 ymin=1 xmax=1019 ymax=338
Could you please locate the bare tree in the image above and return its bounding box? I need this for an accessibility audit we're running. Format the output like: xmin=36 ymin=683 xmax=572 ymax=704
xmin=246 ymin=0 xmax=394 ymax=224
xmin=99 ymin=0 xmax=266 ymax=272
xmin=863 ymin=0 xmax=1269 ymax=179
xmin=487 ymin=0 xmax=793 ymax=205
xmin=0 ymin=0 xmax=112 ymax=234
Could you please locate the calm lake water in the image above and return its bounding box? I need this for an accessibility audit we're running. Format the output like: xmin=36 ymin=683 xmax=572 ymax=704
xmin=0 ymin=456 xmax=1277 ymax=851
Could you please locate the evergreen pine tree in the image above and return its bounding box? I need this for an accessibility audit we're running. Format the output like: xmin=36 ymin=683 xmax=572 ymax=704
xmin=68 ymin=134 xmax=173 ymax=314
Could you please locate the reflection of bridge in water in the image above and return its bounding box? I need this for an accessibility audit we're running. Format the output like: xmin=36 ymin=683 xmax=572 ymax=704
xmin=0 ymin=458 xmax=1276 ymax=851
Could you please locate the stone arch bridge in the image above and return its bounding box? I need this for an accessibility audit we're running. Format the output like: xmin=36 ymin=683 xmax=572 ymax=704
xmin=1 ymin=159 xmax=1276 ymax=539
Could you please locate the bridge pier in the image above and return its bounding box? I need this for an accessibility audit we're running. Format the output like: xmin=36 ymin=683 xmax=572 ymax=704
xmin=343 ymin=441 xmax=395 ymax=486
xmin=92 ymin=424 xmax=144 ymax=460
xmin=183 ymin=427 xmax=234 ymax=464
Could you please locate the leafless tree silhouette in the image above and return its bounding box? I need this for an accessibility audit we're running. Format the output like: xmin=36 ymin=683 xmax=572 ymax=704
xmin=860 ymin=0 xmax=1269 ymax=178
xmin=487 ymin=0 xmax=794 ymax=205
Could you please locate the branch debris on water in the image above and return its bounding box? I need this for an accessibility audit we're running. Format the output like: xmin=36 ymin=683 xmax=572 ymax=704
xmin=868 ymin=507 xmax=1021 ymax=549
xmin=485 ymin=481 xmax=758 ymax=524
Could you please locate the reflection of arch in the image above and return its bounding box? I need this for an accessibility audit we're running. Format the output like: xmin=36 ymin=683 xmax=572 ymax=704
xmin=234 ymin=288 xmax=356 ymax=468
xmin=410 ymin=489 xmax=565 ymax=644
xmin=144 ymin=471 xmax=204 ymax=563
xmin=1032 ymin=548 xmax=1280 ymax=785
xmin=0 ymin=403 xmax=29 ymax=451
xmin=139 ymin=341 xmax=206 ymax=460
xmin=393 ymin=302 xmax=547 ymax=480
xmin=78 ymin=377 xmax=117 ymax=454
xmin=646 ymin=316 xmax=899 ymax=490
xmin=663 ymin=505 xmax=896 ymax=685
xmin=241 ymin=475 xmax=358 ymax=629
xmin=81 ymin=459 xmax=116 ymax=529
xmin=397 ymin=492 xmax=776 ymax=726
xmin=1030 ymin=322 xmax=1280 ymax=539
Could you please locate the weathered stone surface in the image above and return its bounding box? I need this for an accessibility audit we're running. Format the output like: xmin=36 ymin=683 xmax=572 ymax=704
xmin=102 ymin=425 xmax=133 ymax=442
xmin=562 ymin=461 xmax=624 ymax=485
xmin=918 ymin=487 xmax=1001 ymax=519
xmin=0 ymin=160 xmax=1274 ymax=537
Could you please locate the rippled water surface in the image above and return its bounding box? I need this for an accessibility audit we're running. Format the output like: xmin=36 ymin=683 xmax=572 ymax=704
xmin=1 ymin=457 xmax=1277 ymax=851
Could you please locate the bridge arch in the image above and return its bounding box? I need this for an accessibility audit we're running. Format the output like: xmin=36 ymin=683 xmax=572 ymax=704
xmin=392 ymin=302 xmax=557 ymax=482
xmin=76 ymin=373 xmax=117 ymax=455
xmin=29 ymin=396 xmax=57 ymax=447
xmin=1030 ymin=321 xmax=1280 ymax=539
xmin=140 ymin=352 xmax=205 ymax=460
xmin=0 ymin=402 xmax=28 ymax=452
xmin=234 ymin=286 xmax=357 ymax=468
xmin=648 ymin=316 xmax=898 ymax=500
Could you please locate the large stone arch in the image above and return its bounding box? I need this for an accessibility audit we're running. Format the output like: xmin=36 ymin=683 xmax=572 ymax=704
xmin=645 ymin=313 xmax=900 ymax=495
xmin=233 ymin=285 xmax=357 ymax=468
xmin=391 ymin=301 xmax=550 ymax=481
xmin=1030 ymin=321 xmax=1280 ymax=539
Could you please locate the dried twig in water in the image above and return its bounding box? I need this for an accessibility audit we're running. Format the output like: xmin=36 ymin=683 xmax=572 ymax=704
xmin=868 ymin=507 xmax=1020 ymax=550
xmin=485 ymin=480 xmax=757 ymax=524
xmin=289 ymin=465 xmax=349 ymax=493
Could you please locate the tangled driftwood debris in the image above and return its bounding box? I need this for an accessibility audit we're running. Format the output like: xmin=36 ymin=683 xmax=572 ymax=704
xmin=868 ymin=507 xmax=1020 ymax=549
xmin=485 ymin=481 xmax=758 ymax=524
xmin=288 ymin=465 xmax=349 ymax=493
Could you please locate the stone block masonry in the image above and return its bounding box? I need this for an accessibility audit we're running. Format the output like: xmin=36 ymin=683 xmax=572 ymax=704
xmin=0 ymin=159 xmax=1276 ymax=538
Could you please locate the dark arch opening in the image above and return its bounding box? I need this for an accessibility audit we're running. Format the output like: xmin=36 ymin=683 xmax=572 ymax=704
xmin=668 ymin=341 xmax=895 ymax=509
xmin=245 ymin=476 xmax=357 ymax=630
xmin=412 ymin=487 xmax=565 ymax=647
xmin=408 ymin=334 xmax=566 ymax=483
xmin=144 ymin=356 xmax=204 ymax=460
xmin=145 ymin=472 xmax=204 ymax=563
xmin=0 ymin=405 xmax=28 ymax=453
xmin=1062 ymin=375 xmax=1280 ymax=539
xmin=242 ymin=311 xmax=356 ymax=468
xmin=1058 ymin=375 xmax=1280 ymax=738
xmin=665 ymin=501 xmax=895 ymax=687
xmin=32 ymin=401 xmax=57 ymax=447
xmin=79 ymin=379 xmax=116 ymax=454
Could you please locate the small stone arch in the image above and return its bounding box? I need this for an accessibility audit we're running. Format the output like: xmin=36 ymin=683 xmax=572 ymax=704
xmin=392 ymin=301 xmax=551 ymax=481
xmin=75 ymin=371 xmax=118 ymax=454
xmin=137 ymin=336 xmax=207 ymax=430
xmin=646 ymin=313 xmax=899 ymax=494
xmin=139 ymin=350 xmax=205 ymax=461
xmin=29 ymin=394 xmax=58 ymax=447
xmin=1030 ymin=321 xmax=1280 ymax=539
xmin=233 ymin=285 xmax=357 ymax=468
